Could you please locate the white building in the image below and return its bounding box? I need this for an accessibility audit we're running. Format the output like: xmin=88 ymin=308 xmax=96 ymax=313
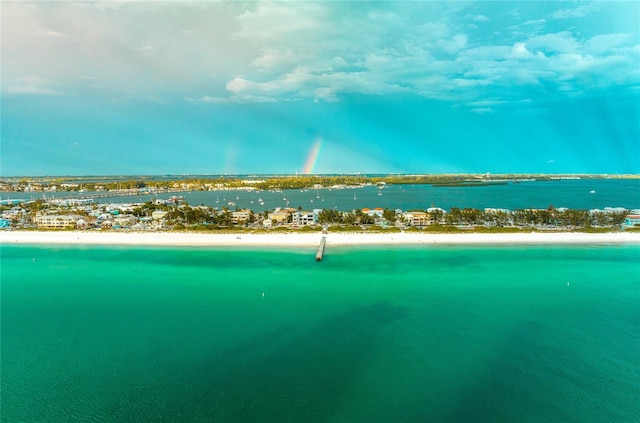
xmin=404 ymin=211 xmax=428 ymax=227
xmin=231 ymin=209 xmax=252 ymax=224
xmin=34 ymin=215 xmax=85 ymax=229
xmin=151 ymin=210 xmax=168 ymax=220
xmin=292 ymin=211 xmax=317 ymax=226
xmin=361 ymin=208 xmax=384 ymax=218
xmin=113 ymin=215 xmax=138 ymax=228
xmin=623 ymin=214 xmax=640 ymax=227
xmin=266 ymin=209 xmax=291 ymax=226
xmin=484 ymin=208 xmax=510 ymax=214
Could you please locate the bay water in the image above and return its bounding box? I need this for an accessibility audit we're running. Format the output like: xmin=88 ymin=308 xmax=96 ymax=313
xmin=4 ymin=178 xmax=639 ymax=211
xmin=2 ymin=244 xmax=639 ymax=422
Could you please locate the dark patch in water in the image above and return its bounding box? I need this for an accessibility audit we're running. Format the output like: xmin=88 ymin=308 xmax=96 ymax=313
xmin=103 ymin=301 xmax=408 ymax=422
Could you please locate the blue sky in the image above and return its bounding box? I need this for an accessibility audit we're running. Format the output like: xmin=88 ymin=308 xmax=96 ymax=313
xmin=2 ymin=1 xmax=639 ymax=176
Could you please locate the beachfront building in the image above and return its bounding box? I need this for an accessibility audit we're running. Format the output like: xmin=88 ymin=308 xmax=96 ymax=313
xmin=603 ymin=207 xmax=628 ymax=214
xmin=33 ymin=214 xmax=85 ymax=229
xmin=483 ymin=208 xmax=512 ymax=226
xmin=404 ymin=211 xmax=429 ymax=227
xmin=362 ymin=208 xmax=385 ymax=218
xmin=231 ymin=209 xmax=252 ymax=225
xmin=427 ymin=207 xmax=447 ymax=224
xmin=49 ymin=198 xmax=96 ymax=207
xmin=1 ymin=209 xmax=24 ymax=224
xmin=152 ymin=210 xmax=168 ymax=220
xmin=292 ymin=211 xmax=317 ymax=226
xmin=266 ymin=209 xmax=291 ymax=226
xmin=623 ymin=214 xmax=640 ymax=227
xmin=113 ymin=215 xmax=138 ymax=228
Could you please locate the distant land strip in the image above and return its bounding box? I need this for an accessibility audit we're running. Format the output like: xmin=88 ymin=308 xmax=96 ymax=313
xmin=2 ymin=173 xmax=639 ymax=192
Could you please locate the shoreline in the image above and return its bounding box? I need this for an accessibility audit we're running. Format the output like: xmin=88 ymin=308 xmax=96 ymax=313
xmin=2 ymin=230 xmax=639 ymax=247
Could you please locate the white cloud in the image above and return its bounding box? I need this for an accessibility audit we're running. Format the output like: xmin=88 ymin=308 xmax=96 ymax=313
xmin=234 ymin=2 xmax=325 ymax=42
xmin=185 ymin=93 xmax=278 ymax=104
xmin=4 ymin=1 xmax=637 ymax=110
xmin=185 ymin=96 xmax=229 ymax=104
xmin=313 ymin=87 xmax=338 ymax=103
xmin=586 ymin=34 xmax=632 ymax=53
xmin=6 ymin=76 xmax=63 ymax=95
xmin=468 ymin=99 xmax=509 ymax=108
xmin=3 ymin=2 xmax=66 ymax=37
xmin=221 ymin=0 xmax=639 ymax=109
xmin=470 ymin=107 xmax=493 ymax=114
xmin=522 ymin=19 xmax=546 ymax=26
xmin=252 ymin=49 xmax=305 ymax=71
xmin=132 ymin=44 xmax=154 ymax=51
xmin=437 ymin=35 xmax=468 ymax=54
xmin=527 ymin=32 xmax=579 ymax=53
xmin=552 ymin=5 xmax=593 ymax=20
xmin=2 ymin=1 xmax=253 ymax=100
xmin=470 ymin=14 xmax=490 ymax=22
xmin=507 ymin=42 xmax=533 ymax=59
xmin=420 ymin=22 xmax=451 ymax=39
xmin=219 ymin=0 xmax=639 ymax=109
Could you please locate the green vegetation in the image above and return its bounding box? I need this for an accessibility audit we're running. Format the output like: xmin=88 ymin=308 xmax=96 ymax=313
xmin=571 ymin=226 xmax=620 ymax=233
xmin=3 ymin=191 xmax=633 ymax=233
xmin=299 ymin=225 xmax=322 ymax=232
xmin=329 ymin=225 xmax=364 ymax=232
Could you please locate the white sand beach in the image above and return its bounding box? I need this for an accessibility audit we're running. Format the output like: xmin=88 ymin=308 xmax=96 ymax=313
xmin=2 ymin=230 xmax=639 ymax=247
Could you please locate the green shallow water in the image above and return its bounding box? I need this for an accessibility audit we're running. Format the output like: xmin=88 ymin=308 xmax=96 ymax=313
xmin=2 ymin=244 xmax=639 ymax=422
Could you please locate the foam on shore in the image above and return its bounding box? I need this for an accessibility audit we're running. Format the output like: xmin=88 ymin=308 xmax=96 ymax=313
xmin=2 ymin=230 xmax=639 ymax=247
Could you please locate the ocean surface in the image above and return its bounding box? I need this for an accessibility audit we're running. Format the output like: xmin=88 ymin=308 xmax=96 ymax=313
xmin=2 ymin=244 xmax=639 ymax=422
xmin=4 ymin=178 xmax=640 ymax=211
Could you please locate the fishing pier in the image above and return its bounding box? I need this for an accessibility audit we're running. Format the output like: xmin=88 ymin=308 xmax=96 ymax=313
xmin=316 ymin=236 xmax=327 ymax=261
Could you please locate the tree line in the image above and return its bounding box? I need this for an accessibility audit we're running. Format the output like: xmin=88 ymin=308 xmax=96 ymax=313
xmin=7 ymin=199 xmax=629 ymax=230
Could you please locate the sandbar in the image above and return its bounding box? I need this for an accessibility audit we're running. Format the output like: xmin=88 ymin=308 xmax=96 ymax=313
xmin=1 ymin=230 xmax=639 ymax=247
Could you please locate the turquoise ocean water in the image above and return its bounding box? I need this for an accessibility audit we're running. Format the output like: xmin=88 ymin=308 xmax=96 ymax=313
xmin=2 ymin=244 xmax=639 ymax=422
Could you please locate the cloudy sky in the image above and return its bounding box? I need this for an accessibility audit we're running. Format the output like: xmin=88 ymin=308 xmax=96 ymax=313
xmin=2 ymin=1 xmax=639 ymax=176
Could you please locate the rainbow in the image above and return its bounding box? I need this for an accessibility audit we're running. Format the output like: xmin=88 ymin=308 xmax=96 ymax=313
xmin=302 ymin=138 xmax=322 ymax=174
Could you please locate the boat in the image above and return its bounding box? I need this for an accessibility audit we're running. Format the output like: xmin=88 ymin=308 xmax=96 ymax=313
xmin=590 ymin=190 xmax=596 ymax=194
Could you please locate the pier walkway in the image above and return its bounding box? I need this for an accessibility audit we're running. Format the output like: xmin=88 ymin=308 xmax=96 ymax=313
xmin=316 ymin=236 xmax=327 ymax=261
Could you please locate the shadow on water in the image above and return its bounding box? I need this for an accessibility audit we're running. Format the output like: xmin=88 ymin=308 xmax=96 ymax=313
xmin=119 ymin=301 xmax=408 ymax=422
xmin=428 ymin=319 xmax=553 ymax=423
xmin=431 ymin=318 xmax=638 ymax=423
